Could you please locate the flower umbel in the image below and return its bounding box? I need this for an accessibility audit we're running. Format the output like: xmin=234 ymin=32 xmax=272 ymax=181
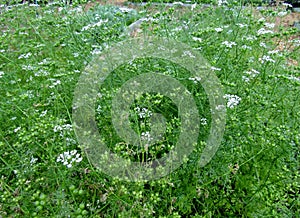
xmin=223 ymin=94 xmax=241 ymax=109
xmin=56 ymin=150 xmax=83 ymax=168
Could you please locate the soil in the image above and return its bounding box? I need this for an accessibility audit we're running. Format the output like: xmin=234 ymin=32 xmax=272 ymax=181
xmin=275 ymin=10 xmax=300 ymax=27
xmin=84 ymin=0 xmax=127 ymax=11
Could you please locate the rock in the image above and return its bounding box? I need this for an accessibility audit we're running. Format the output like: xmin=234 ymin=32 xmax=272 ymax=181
xmin=294 ymin=21 xmax=300 ymax=29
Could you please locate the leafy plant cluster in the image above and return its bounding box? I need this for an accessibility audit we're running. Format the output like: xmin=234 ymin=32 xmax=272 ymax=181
xmin=0 ymin=1 xmax=299 ymax=217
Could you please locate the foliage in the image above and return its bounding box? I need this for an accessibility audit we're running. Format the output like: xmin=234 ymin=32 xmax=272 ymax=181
xmin=0 ymin=1 xmax=299 ymax=217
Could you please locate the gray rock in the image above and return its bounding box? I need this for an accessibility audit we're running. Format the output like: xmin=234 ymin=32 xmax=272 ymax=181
xmin=294 ymin=21 xmax=300 ymax=30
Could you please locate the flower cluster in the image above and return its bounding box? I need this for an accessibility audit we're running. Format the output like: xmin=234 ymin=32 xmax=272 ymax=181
xmin=54 ymin=123 xmax=73 ymax=138
xmin=56 ymin=150 xmax=82 ymax=168
xmin=141 ymin=131 xmax=153 ymax=142
xmin=188 ymin=76 xmax=202 ymax=84
xmin=259 ymin=55 xmax=275 ymax=64
xmin=242 ymin=69 xmax=260 ymax=83
xmin=200 ymin=118 xmax=207 ymax=125
xmin=18 ymin=52 xmax=32 ymax=59
xmin=218 ymin=0 xmax=228 ymax=6
xmin=222 ymin=41 xmax=237 ymax=48
xmin=236 ymin=23 xmax=248 ymax=28
xmin=223 ymin=94 xmax=241 ymax=109
xmin=257 ymin=28 xmax=274 ymax=36
xmin=211 ymin=66 xmax=221 ymax=71
xmin=183 ymin=50 xmax=196 ymax=58
xmin=192 ymin=37 xmax=202 ymax=42
xmin=264 ymin=22 xmax=275 ymax=29
xmin=81 ymin=19 xmax=108 ymax=32
xmin=135 ymin=107 xmax=153 ymax=119
xmin=215 ymin=27 xmax=223 ymax=32
xmin=119 ymin=7 xmax=133 ymax=13
xmin=49 ymin=79 xmax=61 ymax=88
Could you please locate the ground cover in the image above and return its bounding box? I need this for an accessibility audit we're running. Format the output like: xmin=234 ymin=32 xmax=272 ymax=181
xmin=0 ymin=1 xmax=299 ymax=217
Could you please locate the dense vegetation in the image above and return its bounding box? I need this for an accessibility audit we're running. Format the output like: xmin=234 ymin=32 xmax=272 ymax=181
xmin=0 ymin=1 xmax=299 ymax=217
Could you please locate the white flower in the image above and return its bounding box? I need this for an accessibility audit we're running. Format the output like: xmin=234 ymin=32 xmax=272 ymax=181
xmin=278 ymin=11 xmax=287 ymax=17
xmin=267 ymin=50 xmax=279 ymax=55
xmin=40 ymin=110 xmax=47 ymax=117
xmin=22 ymin=65 xmax=36 ymax=71
xmin=29 ymin=3 xmax=38 ymax=7
xmin=14 ymin=127 xmax=21 ymax=133
xmin=183 ymin=51 xmax=195 ymax=58
xmin=223 ymin=94 xmax=241 ymax=109
xmin=259 ymin=42 xmax=267 ymax=48
xmin=26 ymin=76 xmax=33 ymax=82
xmin=53 ymin=80 xmax=61 ymax=86
xmin=218 ymin=0 xmax=228 ymax=6
xmin=19 ymin=31 xmax=29 ymax=35
xmin=49 ymin=79 xmax=61 ymax=88
xmin=173 ymin=2 xmax=184 ymax=6
xmin=216 ymin=104 xmax=226 ymax=111
xmin=242 ymin=76 xmax=250 ymax=82
xmin=54 ymin=125 xmax=63 ymax=132
xmin=243 ymin=35 xmax=257 ymax=41
xmin=0 ymin=71 xmax=4 ymax=78
xmin=81 ymin=19 xmax=108 ymax=32
xmin=290 ymin=39 xmax=300 ymax=46
xmin=236 ymin=23 xmax=248 ymax=28
xmin=38 ymin=58 xmax=51 ymax=65
xmin=141 ymin=132 xmax=153 ymax=142
xmin=91 ymin=49 xmax=102 ymax=55
xmin=66 ymin=137 xmax=77 ymax=146
xmin=287 ymin=75 xmax=300 ymax=83
xmin=227 ymin=29 xmax=233 ymax=34
xmin=257 ymin=28 xmax=274 ymax=35
xmin=192 ymin=37 xmax=202 ymax=42
xmin=215 ymin=27 xmax=223 ymax=32
xmin=30 ymin=156 xmax=38 ymax=165
xmin=18 ymin=52 xmax=32 ymax=59
xmin=135 ymin=107 xmax=152 ymax=119
xmin=211 ymin=66 xmax=221 ymax=71
xmin=264 ymin=22 xmax=275 ymax=29
xmin=222 ymin=41 xmax=237 ymax=48
xmin=188 ymin=76 xmax=202 ymax=84
xmin=57 ymin=150 xmax=82 ymax=168
xmin=259 ymin=55 xmax=275 ymax=64
xmin=200 ymin=118 xmax=207 ymax=125
xmin=119 ymin=7 xmax=133 ymax=13
xmin=54 ymin=124 xmax=73 ymax=137
xmin=242 ymin=69 xmax=260 ymax=82
xmin=35 ymin=69 xmax=49 ymax=77
xmin=241 ymin=45 xmax=252 ymax=50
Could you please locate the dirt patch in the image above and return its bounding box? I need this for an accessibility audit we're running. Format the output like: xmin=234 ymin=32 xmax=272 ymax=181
xmin=275 ymin=11 xmax=300 ymax=27
xmin=84 ymin=0 xmax=128 ymax=11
